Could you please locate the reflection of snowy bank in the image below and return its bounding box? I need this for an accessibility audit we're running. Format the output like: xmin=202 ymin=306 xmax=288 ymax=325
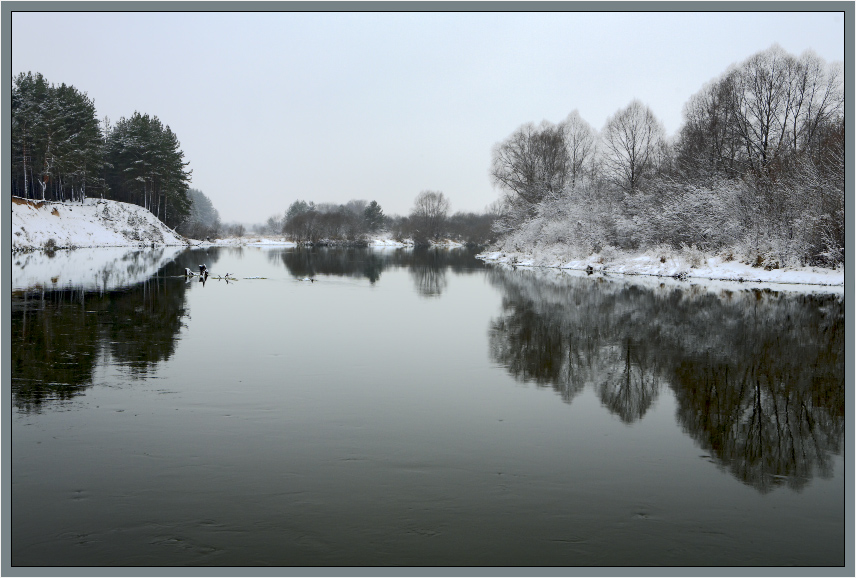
xmin=477 ymin=247 xmax=844 ymax=290
xmin=12 ymin=197 xmax=187 ymax=250
xmin=12 ymin=246 xmax=185 ymax=292
xmin=185 ymin=236 xmax=296 ymax=247
xmin=186 ymin=235 xmax=463 ymax=249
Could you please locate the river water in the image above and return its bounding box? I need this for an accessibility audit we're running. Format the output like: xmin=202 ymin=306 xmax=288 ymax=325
xmin=10 ymin=246 xmax=845 ymax=567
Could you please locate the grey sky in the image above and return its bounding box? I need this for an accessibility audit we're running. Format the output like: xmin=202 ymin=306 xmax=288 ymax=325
xmin=12 ymin=10 xmax=844 ymax=224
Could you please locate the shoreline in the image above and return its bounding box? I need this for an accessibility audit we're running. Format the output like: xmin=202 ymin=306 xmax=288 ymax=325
xmin=13 ymin=198 xmax=844 ymax=290
xmin=476 ymin=250 xmax=844 ymax=289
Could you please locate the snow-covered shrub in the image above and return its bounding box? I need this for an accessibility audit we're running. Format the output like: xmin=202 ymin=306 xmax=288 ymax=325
xmin=624 ymin=179 xmax=742 ymax=253
xmin=598 ymin=245 xmax=618 ymax=264
xmin=679 ymin=243 xmax=705 ymax=268
xmin=648 ymin=244 xmax=674 ymax=264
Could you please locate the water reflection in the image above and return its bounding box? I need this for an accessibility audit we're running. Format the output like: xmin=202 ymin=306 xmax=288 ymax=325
xmin=487 ymin=269 xmax=844 ymax=492
xmin=10 ymin=248 xmax=221 ymax=413
xmin=272 ymin=247 xmax=390 ymax=283
xmin=271 ymin=246 xmax=483 ymax=296
xmin=12 ymin=246 xmax=185 ymax=293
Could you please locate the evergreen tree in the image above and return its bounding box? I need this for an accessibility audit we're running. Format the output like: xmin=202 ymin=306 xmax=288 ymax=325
xmin=12 ymin=73 xmax=106 ymax=202
xmin=105 ymin=112 xmax=192 ymax=228
xmin=363 ymin=200 xmax=385 ymax=232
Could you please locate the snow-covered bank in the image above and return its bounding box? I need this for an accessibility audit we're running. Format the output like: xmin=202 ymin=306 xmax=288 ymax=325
xmin=12 ymin=245 xmax=185 ymax=293
xmin=12 ymin=197 xmax=187 ymax=250
xmin=477 ymin=246 xmax=844 ymax=289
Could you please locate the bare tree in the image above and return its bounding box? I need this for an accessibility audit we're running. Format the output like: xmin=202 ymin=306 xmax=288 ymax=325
xmin=786 ymin=50 xmax=843 ymax=155
xmin=490 ymin=121 xmax=569 ymax=206
xmin=677 ymin=46 xmax=842 ymax=180
xmin=601 ymin=100 xmax=666 ymax=193
xmin=728 ymin=45 xmax=796 ymax=173
xmin=676 ymin=74 xmax=743 ymax=178
xmin=411 ymin=190 xmax=450 ymax=242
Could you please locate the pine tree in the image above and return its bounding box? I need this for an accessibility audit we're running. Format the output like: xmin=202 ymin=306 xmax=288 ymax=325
xmin=363 ymin=200 xmax=385 ymax=232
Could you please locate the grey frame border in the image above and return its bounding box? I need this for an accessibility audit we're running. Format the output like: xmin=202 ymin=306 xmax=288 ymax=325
xmin=3 ymin=2 xmax=852 ymax=577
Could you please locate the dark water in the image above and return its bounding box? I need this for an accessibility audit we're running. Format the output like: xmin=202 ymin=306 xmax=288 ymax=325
xmin=10 ymin=246 xmax=845 ymax=567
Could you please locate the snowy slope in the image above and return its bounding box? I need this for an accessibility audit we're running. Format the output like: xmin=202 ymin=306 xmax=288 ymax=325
xmin=12 ymin=197 xmax=188 ymax=250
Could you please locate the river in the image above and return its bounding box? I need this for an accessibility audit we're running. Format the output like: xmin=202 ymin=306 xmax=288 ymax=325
xmin=10 ymin=246 xmax=845 ymax=567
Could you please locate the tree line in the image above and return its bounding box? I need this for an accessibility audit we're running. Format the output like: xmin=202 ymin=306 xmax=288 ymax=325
xmin=11 ymin=72 xmax=193 ymax=229
xmin=490 ymin=45 xmax=844 ymax=268
xmin=262 ymin=192 xmax=497 ymax=247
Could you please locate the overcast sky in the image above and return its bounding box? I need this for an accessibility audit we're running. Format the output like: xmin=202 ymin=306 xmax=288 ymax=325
xmin=11 ymin=10 xmax=844 ymax=224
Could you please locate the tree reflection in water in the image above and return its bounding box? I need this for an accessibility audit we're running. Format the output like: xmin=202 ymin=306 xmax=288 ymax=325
xmin=273 ymin=246 xmax=482 ymax=296
xmin=11 ymin=249 xmax=219 ymax=413
xmin=487 ymin=268 xmax=844 ymax=492
xmin=596 ymin=338 xmax=660 ymax=423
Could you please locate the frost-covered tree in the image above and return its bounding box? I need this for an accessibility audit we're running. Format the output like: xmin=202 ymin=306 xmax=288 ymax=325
xmin=487 ymin=45 xmax=844 ymax=269
xmin=559 ymin=110 xmax=597 ymax=190
xmin=600 ymin=100 xmax=666 ymax=193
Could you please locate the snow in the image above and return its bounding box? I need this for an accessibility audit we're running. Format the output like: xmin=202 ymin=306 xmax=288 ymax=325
xmin=477 ymin=246 xmax=844 ymax=291
xmin=12 ymin=245 xmax=185 ymax=292
xmin=12 ymin=197 xmax=187 ymax=250
xmin=370 ymin=236 xmax=409 ymax=247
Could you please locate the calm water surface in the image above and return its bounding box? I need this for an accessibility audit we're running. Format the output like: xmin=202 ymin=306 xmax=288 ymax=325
xmin=11 ymin=246 xmax=845 ymax=567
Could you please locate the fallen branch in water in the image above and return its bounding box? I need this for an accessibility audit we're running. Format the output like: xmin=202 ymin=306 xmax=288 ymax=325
xmin=181 ymin=269 xmax=238 ymax=282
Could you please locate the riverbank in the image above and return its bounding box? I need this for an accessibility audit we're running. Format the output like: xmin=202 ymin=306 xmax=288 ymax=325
xmin=476 ymin=247 xmax=845 ymax=288
xmin=12 ymin=197 xmax=187 ymax=250
xmin=11 ymin=197 xmax=467 ymax=251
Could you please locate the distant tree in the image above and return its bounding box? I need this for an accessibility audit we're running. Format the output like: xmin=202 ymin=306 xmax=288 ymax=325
xmin=284 ymin=209 xmax=319 ymax=243
xmin=410 ymin=190 xmax=450 ymax=243
xmin=446 ymin=211 xmax=496 ymax=246
xmin=601 ymin=100 xmax=666 ymax=193
xmin=344 ymin=199 xmax=368 ymax=216
xmin=264 ymin=214 xmax=284 ymax=235
xmin=363 ymin=200 xmax=385 ymax=232
xmin=176 ymin=188 xmax=221 ymax=239
xmin=286 ymin=200 xmax=314 ymax=220
xmin=225 ymin=223 xmax=245 ymax=237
